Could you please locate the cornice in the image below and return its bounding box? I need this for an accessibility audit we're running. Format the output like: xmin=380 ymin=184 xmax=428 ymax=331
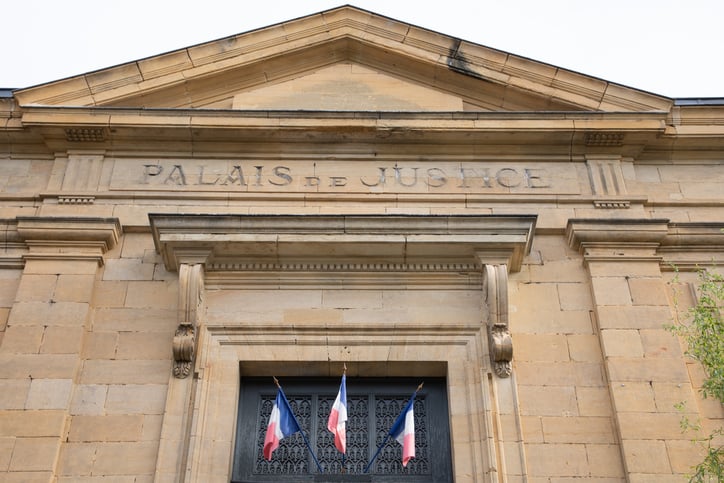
xmin=149 ymin=213 xmax=536 ymax=273
xmin=16 ymin=106 xmax=667 ymax=152
xmin=567 ymin=219 xmax=724 ymax=268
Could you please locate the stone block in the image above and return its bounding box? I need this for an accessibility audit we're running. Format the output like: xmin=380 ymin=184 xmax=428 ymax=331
xmin=610 ymin=382 xmax=655 ymax=412
xmin=600 ymin=329 xmax=643 ymax=358
xmin=54 ymin=275 xmax=96 ymax=302
xmin=557 ymin=282 xmax=593 ymax=311
xmin=596 ymin=305 xmax=674 ymax=330
xmin=628 ymin=474 xmax=688 ymax=483
xmin=120 ymin=233 xmax=155 ymax=259
xmin=591 ymin=277 xmax=632 ymax=306
xmin=516 ymin=361 xmax=604 ymax=387
xmin=25 ymin=379 xmax=73 ymax=410
xmin=586 ymin=443 xmax=625 ymax=477
xmin=576 ymin=387 xmax=613 ymax=417
xmin=526 ymin=443 xmax=588 ymax=477
xmin=514 ymin=334 xmax=569 ymax=362
xmin=0 ymin=354 xmax=79 ymax=379
xmin=588 ymin=261 xmax=662 ymax=278
xmin=40 ymin=326 xmax=83 ymax=354
xmin=141 ymin=414 xmax=163 ymax=441
xmin=665 ymin=439 xmax=706 ymax=474
xmin=518 ymin=385 xmax=578 ymax=417
xmin=0 ymin=380 xmax=30 ymax=410
xmin=102 ymin=259 xmax=155 ymax=281
xmin=511 ymin=309 xmax=594 ymax=335
xmin=91 ymin=281 xmax=128 ymax=308
xmin=541 ymin=416 xmax=615 ymax=443
xmin=628 ymin=277 xmax=669 ymax=306
xmin=639 ymin=329 xmax=682 ymax=358
xmin=567 ymin=334 xmax=602 ymax=362
xmin=8 ymin=301 xmax=89 ymax=327
xmin=321 ymin=289 xmax=383 ymax=309
xmin=617 ymin=412 xmax=688 ymax=440
xmin=15 ymin=275 xmax=56 ymax=302
xmin=68 ymin=415 xmax=144 ymax=442
xmin=58 ymin=442 xmax=96 ymax=476
xmin=0 ymin=436 xmax=14 ymax=471
xmin=23 ymin=259 xmax=99 ymax=276
xmin=70 ymin=385 xmax=107 ymax=415
xmin=116 ymin=332 xmax=172 ymax=360
xmin=124 ymin=281 xmax=177 ymax=309
xmin=81 ymin=332 xmax=117 ymax=360
xmin=91 ymin=441 xmax=158 ymax=475
xmin=0 ymin=410 xmax=66 ymax=438
xmin=520 ymin=416 xmax=544 ymax=442
xmin=527 ymin=260 xmax=589 ymax=284
xmin=92 ymin=308 xmax=177 ymax=332
xmin=514 ymin=282 xmax=561 ymax=311
xmin=8 ymin=437 xmax=61 ymax=471
xmin=0 ymin=274 xmax=21 ymax=307
xmin=607 ymin=358 xmax=689 ymax=383
xmin=621 ymin=439 xmax=671 ymax=473
xmin=651 ymin=382 xmax=697 ymax=414
xmin=0 ymin=325 xmax=43 ymax=354
xmin=105 ymin=385 xmax=167 ymax=414
xmin=80 ymin=360 xmax=171 ymax=385
xmin=2 ymin=472 xmax=55 ymax=483
xmin=283 ymin=308 xmax=342 ymax=324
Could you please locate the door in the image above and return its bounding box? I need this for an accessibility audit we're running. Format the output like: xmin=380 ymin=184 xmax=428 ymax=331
xmin=231 ymin=377 xmax=452 ymax=482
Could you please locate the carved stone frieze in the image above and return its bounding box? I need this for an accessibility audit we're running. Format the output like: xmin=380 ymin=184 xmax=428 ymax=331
xmin=483 ymin=264 xmax=512 ymax=377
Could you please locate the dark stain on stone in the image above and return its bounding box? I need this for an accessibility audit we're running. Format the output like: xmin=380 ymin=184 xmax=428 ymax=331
xmin=446 ymin=38 xmax=486 ymax=81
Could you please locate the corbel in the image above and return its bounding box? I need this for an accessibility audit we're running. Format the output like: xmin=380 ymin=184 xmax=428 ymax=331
xmin=173 ymin=256 xmax=207 ymax=378
xmin=483 ymin=264 xmax=513 ymax=378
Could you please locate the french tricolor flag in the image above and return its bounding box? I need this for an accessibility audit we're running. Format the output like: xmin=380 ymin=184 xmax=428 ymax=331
xmin=327 ymin=374 xmax=347 ymax=454
xmin=263 ymin=389 xmax=300 ymax=460
xmin=389 ymin=394 xmax=416 ymax=467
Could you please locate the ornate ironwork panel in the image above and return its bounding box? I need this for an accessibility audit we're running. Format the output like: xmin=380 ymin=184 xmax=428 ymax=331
xmin=232 ymin=377 xmax=451 ymax=483
xmin=372 ymin=397 xmax=429 ymax=475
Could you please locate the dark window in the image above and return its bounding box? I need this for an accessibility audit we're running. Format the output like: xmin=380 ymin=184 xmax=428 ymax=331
xmin=232 ymin=377 xmax=452 ymax=483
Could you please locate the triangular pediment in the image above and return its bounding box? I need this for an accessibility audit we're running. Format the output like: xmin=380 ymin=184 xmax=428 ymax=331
xmin=13 ymin=5 xmax=672 ymax=113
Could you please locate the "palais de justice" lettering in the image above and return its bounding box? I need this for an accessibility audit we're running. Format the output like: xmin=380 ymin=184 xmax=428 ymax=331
xmin=141 ymin=163 xmax=552 ymax=189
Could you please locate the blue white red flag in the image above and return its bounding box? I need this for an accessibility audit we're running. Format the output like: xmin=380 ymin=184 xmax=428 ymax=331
xmin=263 ymin=388 xmax=301 ymax=460
xmin=327 ymin=374 xmax=348 ymax=454
xmin=389 ymin=393 xmax=416 ymax=467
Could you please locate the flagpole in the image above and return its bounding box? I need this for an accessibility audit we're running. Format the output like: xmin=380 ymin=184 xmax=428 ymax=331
xmin=341 ymin=364 xmax=347 ymax=474
xmin=363 ymin=382 xmax=423 ymax=474
xmin=273 ymin=377 xmax=325 ymax=474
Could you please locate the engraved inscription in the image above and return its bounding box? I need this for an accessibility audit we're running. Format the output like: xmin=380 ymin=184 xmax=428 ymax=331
xmin=111 ymin=159 xmax=581 ymax=194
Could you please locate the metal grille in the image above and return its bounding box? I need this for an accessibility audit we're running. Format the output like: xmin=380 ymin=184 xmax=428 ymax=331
xmin=233 ymin=377 xmax=451 ymax=483
xmin=252 ymin=394 xmax=428 ymax=475
xmin=372 ymin=397 xmax=429 ymax=475
xmin=254 ymin=395 xmax=311 ymax=475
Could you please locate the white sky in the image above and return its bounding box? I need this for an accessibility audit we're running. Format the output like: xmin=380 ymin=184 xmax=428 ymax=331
xmin=3 ymin=0 xmax=723 ymax=98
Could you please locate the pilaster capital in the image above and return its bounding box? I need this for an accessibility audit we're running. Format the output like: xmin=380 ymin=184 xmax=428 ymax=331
xmin=566 ymin=218 xmax=669 ymax=262
xmin=15 ymin=216 xmax=121 ymax=265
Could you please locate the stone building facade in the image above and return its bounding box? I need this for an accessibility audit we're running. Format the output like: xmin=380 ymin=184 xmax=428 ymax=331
xmin=0 ymin=6 xmax=722 ymax=483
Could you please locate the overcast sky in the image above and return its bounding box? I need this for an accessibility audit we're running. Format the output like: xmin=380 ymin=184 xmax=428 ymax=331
xmin=3 ymin=0 xmax=722 ymax=98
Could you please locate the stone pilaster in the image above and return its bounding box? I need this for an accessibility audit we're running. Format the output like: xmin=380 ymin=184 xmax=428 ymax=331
xmin=155 ymin=251 xmax=208 ymax=483
xmin=0 ymin=217 xmax=120 ymax=483
xmin=567 ymin=219 xmax=694 ymax=482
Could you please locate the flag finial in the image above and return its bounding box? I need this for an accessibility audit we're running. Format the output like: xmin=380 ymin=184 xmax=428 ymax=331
xmin=343 ymin=363 xmax=347 ymax=374
xmin=416 ymin=382 xmax=424 ymax=393
xmin=272 ymin=376 xmax=281 ymax=389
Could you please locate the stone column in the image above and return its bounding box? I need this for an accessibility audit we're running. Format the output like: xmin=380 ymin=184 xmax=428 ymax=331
xmin=0 ymin=217 xmax=120 ymax=483
xmin=567 ymin=219 xmax=695 ymax=482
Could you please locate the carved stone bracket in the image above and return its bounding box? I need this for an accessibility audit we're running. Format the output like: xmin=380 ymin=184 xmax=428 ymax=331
xmin=173 ymin=323 xmax=195 ymax=378
xmin=483 ymin=264 xmax=513 ymax=377
xmin=173 ymin=262 xmax=205 ymax=378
